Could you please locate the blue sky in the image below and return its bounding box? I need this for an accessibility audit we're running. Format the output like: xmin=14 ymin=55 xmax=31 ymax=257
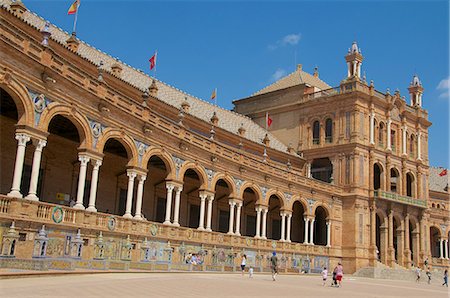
xmin=24 ymin=0 xmax=449 ymax=167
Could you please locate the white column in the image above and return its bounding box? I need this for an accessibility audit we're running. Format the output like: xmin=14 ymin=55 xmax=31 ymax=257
xmin=446 ymin=240 xmax=449 ymax=259
xmin=286 ymin=213 xmax=292 ymax=242
xmin=163 ymin=183 xmax=175 ymax=225
xmin=402 ymin=126 xmax=407 ymax=155
xmin=7 ymin=133 xmax=31 ymax=198
xmin=310 ymin=218 xmax=315 ymax=245
xmin=255 ymin=206 xmax=261 ymax=238
xmin=123 ymin=170 xmax=136 ymax=218
xmin=172 ymin=186 xmax=182 ymax=227
xmin=304 ymin=217 xmax=309 ymax=244
xmin=326 ymin=221 xmax=331 ymax=247
xmin=86 ymin=159 xmax=102 ymax=212
xmin=387 ymin=118 xmax=392 ymax=150
xmin=235 ymin=202 xmax=242 ymax=236
xmin=198 ymin=193 xmax=207 ymax=230
xmin=74 ymin=155 xmax=90 ymax=210
xmin=227 ymin=200 xmax=236 ymax=235
xmin=347 ymin=62 xmax=351 ymax=78
xmin=417 ymin=131 xmax=422 ymax=160
xmin=261 ymin=208 xmax=268 ymax=239
xmin=280 ymin=212 xmax=286 ymax=242
xmin=25 ymin=139 xmax=47 ymax=201
xmin=205 ymin=195 xmax=214 ymax=232
xmin=369 ymin=111 xmax=375 ymax=144
xmin=134 ymin=175 xmax=146 ymax=220
xmin=357 ymin=62 xmax=361 ymax=78
xmin=352 ymin=61 xmax=357 ymax=77
xmin=440 ymin=239 xmax=444 ymax=259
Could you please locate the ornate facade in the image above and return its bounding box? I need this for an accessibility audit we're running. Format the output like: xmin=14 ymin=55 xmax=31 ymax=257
xmin=0 ymin=0 xmax=448 ymax=274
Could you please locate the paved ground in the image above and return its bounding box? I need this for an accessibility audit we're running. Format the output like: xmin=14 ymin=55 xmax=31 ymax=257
xmin=0 ymin=272 xmax=448 ymax=297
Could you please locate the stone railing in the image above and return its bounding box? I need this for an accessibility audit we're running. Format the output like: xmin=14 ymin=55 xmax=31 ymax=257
xmin=0 ymin=195 xmax=335 ymax=257
xmin=374 ymin=190 xmax=427 ymax=208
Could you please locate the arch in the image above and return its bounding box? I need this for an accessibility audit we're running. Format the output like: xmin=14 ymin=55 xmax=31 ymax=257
xmin=373 ymin=162 xmax=384 ymax=190
xmin=38 ymin=103 xmax=93 ymax=149
xmin=311 ymin=203 xmax=331 ymax=219
xmin=0 ymin=76 xmax=34 ymax=126
xmin=312 ymin=120 xmax=320 ymax=144
xmin=406 ymin=172 xmax=416 ymax=197
xmin=314 ymin=205 xmax=328 ymax=246
xmin=238 ymin=182 xmax=262 ymax=203
xmin=376 ymin=209 xmax=388 ymax=223
xmin=265 ymin=189 xmax=286 ymax=210
xmin=325 ymin=118 xmax=333 ymax=143
xmin=178 ymin=162 xmax=208 ymax=189
xmin=389 ymin=167 xmax=400 ymax=193
xmin=288 ymin=195 xmax=308 ymax=214
xmin=429 ymin=226 xmax=441 ymax=258
xmin=210 ymin=173 xmax=237 ymax=197
xmin=96 ymin=128 xmax=138 ymax=166
xmin=141 ymin=147 xmax=175 ymax=180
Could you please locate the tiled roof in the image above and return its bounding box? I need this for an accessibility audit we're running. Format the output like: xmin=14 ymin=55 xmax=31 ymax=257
xmin=1 ymin=0 xmax=292 ymax=155
xmin=252 ymin=66 xmax=331 ymax=96
xmin=429 ymin=167 xmax=449 ymax=193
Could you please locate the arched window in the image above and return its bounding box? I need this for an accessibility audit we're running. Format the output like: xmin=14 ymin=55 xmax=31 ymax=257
xmin=409 ymin=135 xmax=415 ymax=158
xmin=406 ymin=172 xmax=415 ymax=197
xmin=313 ymin=121 xmax=320 ymax=144
xmin=390 ymin=168 xmax=399 ymax=193
xmin=378 ymin=122 xmax=385 ymax=147
xmin=325 ymin=118 xmax=333 ymax=143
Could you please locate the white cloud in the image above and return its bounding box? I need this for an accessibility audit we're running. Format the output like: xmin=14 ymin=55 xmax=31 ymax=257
xmin=268 ymin=33 xmax=301 ymax=50
xmin=271 ymin=68 xmax=287 ymax=82
xmin=437 ymin=76 xmax=450 ymax=99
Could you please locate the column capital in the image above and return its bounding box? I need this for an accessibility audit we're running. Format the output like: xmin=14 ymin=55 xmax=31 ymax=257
xmin=32 ymin=138 xmax=47 ymax=150
xmin=91 ymin=159 xmax=103 ymax=168
xmin=138 ymin=175 xmax=147 ymax=182
xmin=199 ymin=189 xmax=214 ymax=198
xmin=126 ymin=170 xmax=137 ymax=179
xmin=228 ymin=199 xmax=237 ymax=207
xmin=15 ymin=133 xmax=31 ymax=146
xmin=78 ymin=154 xmax=90 ymax=165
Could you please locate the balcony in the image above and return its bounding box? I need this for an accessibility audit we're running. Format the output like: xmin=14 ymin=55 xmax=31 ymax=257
xmin=374 ymin=190 xmax=426 ymax=208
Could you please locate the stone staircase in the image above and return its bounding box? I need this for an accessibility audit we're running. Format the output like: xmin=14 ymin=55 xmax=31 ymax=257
xmin=353 ymin=261 xmax=416 ymax=281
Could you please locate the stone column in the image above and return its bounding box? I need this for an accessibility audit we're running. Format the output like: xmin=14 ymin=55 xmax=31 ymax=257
xmin=74 ymin=155 xmax=90 ymax=210
xmin=402 ymin=126 xmax=407 ymax=155
xmin=227 ymin=200 xmax=236 ymax=235
xmin=440 ymin=239 xmax=444 ymax=259
xmin=261 ymin=208 xmax=268 ymax=239
xmin=387 ymin=118 xmax=392 ymax=150
xmin=255 ymin=206 xmax=261 ymax=238
xmin=397 ymin=227 xmax=405 ymax=265
xmin=163 ymin=183 xmax=175 ymax=225
xmin=388 ymin=210 xmax=394 ymax=265
xmin=198 ymin=192 xmax=207 ymax=230
xmin=412 ymin=230 xmax=420 ymax=266
xmin=205 ymin=194 xmax=214 ymax=232
xmin=369 ymin=110 xmax=375 ymax=144
xmin=370 ymin=206 xmax=376 ymax=247
xmin=417 ymin=131 xmax=422 ymax=160
xmin=404 ymin=214 xmax=411 ymax=267
xmin=172 ymin=186 xmax=183 ymax=227
xmin=280 ymin=212 xmax=286 ymax=242
xmin=134 ymin=175 xmax=146 ymax=220
xmin=326 ymin=221 xmax=331 ymax=247
xmin=8 ymin=133 xmax=31 ymax=198
xmin=235 ymin=202 xmax=242 ymax=236
xmin=310 ymin=218 xmax=315 ymax=245
xmin=286 ymin=213 xmax=292 ymax=243
xmin=380 ymin=223 xmax=388 ymax=264
xmin=304 ymin=217 xmax=309 ymax=244
xmin=25 ymin=139 xmax=47 ymax=201
xmin=445 ymin=240 xmax=449 ymax=259
xmin=123 ymin=170 xmax=136 ymax=218
xmin=86 ymin=159 xmax=102 ymax=212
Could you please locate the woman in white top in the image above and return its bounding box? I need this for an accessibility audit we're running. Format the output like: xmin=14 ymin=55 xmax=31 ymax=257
xmin=241 ymin=254 xmax=247 ymax=276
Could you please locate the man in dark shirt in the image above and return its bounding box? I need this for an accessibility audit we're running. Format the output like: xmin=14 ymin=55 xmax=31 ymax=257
xmin=271 ymin=251 xmax=278 ymax=281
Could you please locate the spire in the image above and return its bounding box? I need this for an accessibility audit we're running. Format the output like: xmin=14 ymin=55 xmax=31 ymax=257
xmin=149 ymin=79 xmax=158 ymax=97
xmin=345 ymin=41 xmax=364 ymax=80
xmin=408 ymin=74 xmax=424 ymax=107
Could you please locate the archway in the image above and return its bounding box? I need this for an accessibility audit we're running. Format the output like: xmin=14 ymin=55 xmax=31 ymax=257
xmin=430 ymin=226 xmax=441 ymax=258
xmin=242 ymin=187 xmax=257 ymax=236
xmin=142 ymin=155 xmax=170 ymax=222
xmin=267 ymin=195 xmax=281 ymax=240
xmin=311 ymin=158 xmax=333 ymax=183
xmin=312 ymin=120 xmax=320 ymax=144
xmin=291 ymin=201 xmax=306 ymax=243
xmin=373 ymin=163 xmax=383 ymax=191
xmin=390 ymin=168 xmax=400 ymax=193
xmin=314 ymin=206 xmax=327 ymax=246
xmin=213 ymin=179 xmax=232 ymax=233
xmin=182 ymin=169 xmax=202 ymax=228
xmin=96 ymin=138 xmax=131 ymax=215
xmin=406 ymin=173 xmax=415 ymax=197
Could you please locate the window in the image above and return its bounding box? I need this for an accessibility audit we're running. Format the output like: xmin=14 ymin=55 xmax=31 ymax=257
xmin=325 ymin=118 xmax=333 ymax=143
xmin=313 ymin=121 xmax=320 ymax=144
xmin=391 ymin=130 xmax=396 ymax=151
xmin=409 ymin=135 xmax=415 ymax=158
xmin=378 ymin=123 xmax=384 ymax=147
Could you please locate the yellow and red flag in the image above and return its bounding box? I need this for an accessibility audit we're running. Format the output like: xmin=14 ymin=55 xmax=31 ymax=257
xmin=210 ymin=88 xmax=217 ymax=100
xmin=67 ymin=0 xmax=80 ymax=15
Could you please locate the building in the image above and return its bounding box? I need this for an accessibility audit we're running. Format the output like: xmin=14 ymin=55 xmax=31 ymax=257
xmin=0 ymin=0 xmax=448 ymax=274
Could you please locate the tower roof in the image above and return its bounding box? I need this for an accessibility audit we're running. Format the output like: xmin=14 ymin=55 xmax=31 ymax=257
xmin=349 ymin=41 xmax=360 ymax=54
xmin=252 ymin=64 xmax=331 ymax=96
xmin=410 ymin=74 xmax=422 ymax=87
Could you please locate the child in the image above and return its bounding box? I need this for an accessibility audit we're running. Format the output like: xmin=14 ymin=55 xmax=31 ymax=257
xmin=426 ymin=267 xmax=431 ymax=284
xmin=249 ymin=266 xmax=254 ymax=278
xmin=321 ymin=267 xmax=328 ymax=286
xmin=415 ymin=266 xmax=421 ymax=283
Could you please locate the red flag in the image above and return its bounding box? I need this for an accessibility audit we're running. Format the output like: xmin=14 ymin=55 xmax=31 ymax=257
xmin=67 ymin=0 xmax=80 ymax=15
xmin=439 ymin=169 xmax=447 ymax=176
xmin=149 ymin=52 xmax=157 ymax=70
xmin=266 ymin=112 xmax=273 ymax=128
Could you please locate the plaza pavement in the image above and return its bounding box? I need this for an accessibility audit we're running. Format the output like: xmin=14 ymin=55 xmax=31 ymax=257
xmin=0 ymin=272 xmax=449 ymax=297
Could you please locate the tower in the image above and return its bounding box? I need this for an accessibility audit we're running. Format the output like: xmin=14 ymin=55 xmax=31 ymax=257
xmin=345 ymin=42 xmax=364 ymax=80
xmin=407 ymin=74 xmax=424 ymax=107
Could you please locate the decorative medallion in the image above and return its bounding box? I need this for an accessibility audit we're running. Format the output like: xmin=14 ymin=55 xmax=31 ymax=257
xmin=135 ymin=141 xmax=149 ymax=166
xmin=186 ymin=229 xmax=193 ymax=240
xmin=107 ymin=216 xmax=116 ymax=231
xmin=205 ymin=168 xmax=215 ymax=188
xmin=92 ymin=122 xmax=102 ymax=138
xmin=246 ymin=238 xmax=253 ymax=246
xmin=149 ymin=224 xmax=158 ymax=236
xmin=271 ymin=241 xmax=277 ymax=249
xmin=34 ymin=94 xmax=47 ymax=113
xmin=51 ymin=206 xmax=64 ymax=223
xmin=233 ymin=178 xmax=243 ymax=193
xmin=284 ymin=192 xmax=292 ymax=202
xmin=261 ymin=186 xmax=268 ymax=200
xmin=217 ymin=234 xmax=224 ymax=243
xmin=172 ymin=156 xmax=185 ymax=179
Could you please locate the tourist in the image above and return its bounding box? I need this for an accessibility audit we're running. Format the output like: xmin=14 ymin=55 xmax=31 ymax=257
xmin=415 ymin=266 xmax=421 ymax=283
xmin=331 ymin=268 xmax=337 ymax=287
xmin=426 ymin=267 xmax=431 ymax=284
xmin=241 ymin=254 xmax=247 ymax=276
xmin=443 ymin=269 xmax=448 ymax=287
xmin=69 ymin=197 xmax=76 ymax=207
xmin=270 ymin=252 xmax=278 ymax=281
xmin=321 ymin=267 xmax=328 ymax=286
xmin=335 ymin=262 xmax=344 ymax=287
xmin=424 ymin=257 xmax=429 ymax=268
xmin=249 ymin=266 xmax=254 ymax=278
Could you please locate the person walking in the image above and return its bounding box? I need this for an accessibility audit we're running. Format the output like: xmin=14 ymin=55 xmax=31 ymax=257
xmin=426 ymin=267 xmax=432 ymax=284
xmin=241 ymin=254 xmax=247 ymax=276
xmin=321 ymin=267 xmax=328 ymax=286
xmin=415 ymin=266 xmax=421 ymax=283
xmin=270 ymin=252 xmax=278 ymax=281
xmin=335 ymin=262 xmax=344 ymax=287
xmin=443 ymin=269 xmax=448 ymax=287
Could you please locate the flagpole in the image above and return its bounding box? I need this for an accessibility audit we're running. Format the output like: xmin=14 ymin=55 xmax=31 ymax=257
xmin=72 ymin=3 xmax=79 ymax=35
xmin=214 ymin=88 xmax=217 ymax=107
xmin=154 ymin=50 xmax=157 ymax=79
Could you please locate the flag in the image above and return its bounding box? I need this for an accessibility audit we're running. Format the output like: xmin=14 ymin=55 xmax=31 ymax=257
xmin=67 ymin=0 xmax=80 ymax=15
xmin=210 ymin=88 xmax=217 ymax=100
xmin=439 ymin=169 xmax=447 ymax=176
xmin=149 ymin=52 xmax=157 ymax=70
xmin=266 ymin=112 xmax=273 ymax=128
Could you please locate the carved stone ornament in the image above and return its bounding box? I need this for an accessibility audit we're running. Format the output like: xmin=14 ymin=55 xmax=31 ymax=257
xmin=34 ymin=94 xmax=47 ymax=113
